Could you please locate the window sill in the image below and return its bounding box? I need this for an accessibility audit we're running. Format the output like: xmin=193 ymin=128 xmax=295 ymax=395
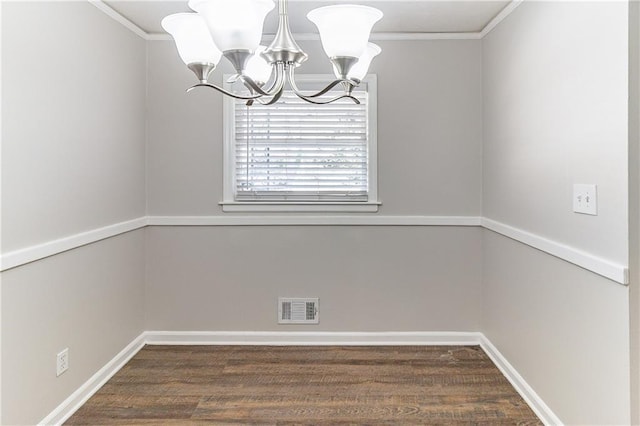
xmin=220 ymin=201 xmax=381 ymax=213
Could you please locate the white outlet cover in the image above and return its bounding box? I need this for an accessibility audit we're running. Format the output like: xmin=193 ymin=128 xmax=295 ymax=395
xmin=56 ymin=348 xmax=69 ymax=377
xmin=573 ymin=184 xmax=597 ymax=215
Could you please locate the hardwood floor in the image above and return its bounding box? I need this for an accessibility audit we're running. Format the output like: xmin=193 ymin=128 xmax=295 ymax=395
xmin=66 ymin=345 xmax=542 ymax=425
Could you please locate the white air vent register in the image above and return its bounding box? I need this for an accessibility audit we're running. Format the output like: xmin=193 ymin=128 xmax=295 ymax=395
xmin=278 ymin=298 xmax=319 ymax=324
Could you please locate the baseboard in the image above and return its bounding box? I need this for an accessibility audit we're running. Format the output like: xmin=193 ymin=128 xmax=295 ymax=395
xmin=38 ymin=333 xmax=146 ymax=426
xmin=479 ymin=335 xmax=563 ymax=426
xmin=144 ymin=330 xmax=483 ymax=346
xmin=38 ymin=331 xmax=561 ymax=426
xmin=147 ymin=215 xmax=482 ymax=226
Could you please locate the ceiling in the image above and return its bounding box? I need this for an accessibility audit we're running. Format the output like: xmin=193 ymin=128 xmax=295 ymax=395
xmin=103 ymin=0 xmax=513 ymax=36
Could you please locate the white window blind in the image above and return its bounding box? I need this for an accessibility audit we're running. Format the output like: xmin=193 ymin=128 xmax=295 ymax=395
xmin=228 ymin=77 xmax=374 ymax=203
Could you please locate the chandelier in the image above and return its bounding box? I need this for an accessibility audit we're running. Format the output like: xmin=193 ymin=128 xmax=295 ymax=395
xmin=161 ymin=0 xmax=383 ymax=105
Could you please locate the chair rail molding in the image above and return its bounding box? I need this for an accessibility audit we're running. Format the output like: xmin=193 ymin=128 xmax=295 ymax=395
xmin=481 ymin=217 xmax=628 ymax=285
xmin=1 ymin=215 xmax=628 ymax=286
xmin=0 ymin=217 xmax=148 ymax=272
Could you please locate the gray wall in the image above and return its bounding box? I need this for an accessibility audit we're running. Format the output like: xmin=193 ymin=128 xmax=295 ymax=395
xmin=482 ymin=2 xmax=629 ymax=264
xmin=147 ymin=39 xmax=483 ymax=216
xmin=0 ymin=3 xmax=147 ymax=424
xmin=145 ymin=39 xmax=484 ymax=332
xmin=482 ymin=1 xmax=631 ymax=424
xmin=483 ymin=231 xmax=630 ymax=425
xmin=1 ymin=3 xmax=146 ymax=252
xmin=146 ymin=226 xmax=482 ymax=331
xmin=1 ymin=231 xmax=145 ymax=424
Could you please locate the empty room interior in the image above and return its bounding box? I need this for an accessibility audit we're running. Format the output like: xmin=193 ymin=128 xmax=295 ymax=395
xmin=1 ymin=0 xmax=640 ymax=424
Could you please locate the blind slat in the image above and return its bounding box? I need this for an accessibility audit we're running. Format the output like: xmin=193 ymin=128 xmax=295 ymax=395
xmin=233 ymin=84 xmax=369 ymax=201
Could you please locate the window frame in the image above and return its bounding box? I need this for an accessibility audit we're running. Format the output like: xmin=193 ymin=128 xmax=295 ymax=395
xmin=221 ymin=74 xmax=379 ymax=213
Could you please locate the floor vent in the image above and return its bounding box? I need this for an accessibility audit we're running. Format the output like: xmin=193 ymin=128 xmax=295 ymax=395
xmin=278 ymin=298 xmax=319 ymax=324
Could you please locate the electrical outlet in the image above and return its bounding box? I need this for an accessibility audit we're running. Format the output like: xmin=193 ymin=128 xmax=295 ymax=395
xmin=56 ymin=348 xmax=69 ymax=377
xmin=573 ymin=184 xmax=597 ymax=215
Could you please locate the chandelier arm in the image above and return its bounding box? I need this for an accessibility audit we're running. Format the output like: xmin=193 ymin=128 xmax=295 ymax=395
xmin=262 ymin=63 xmax=285 ymax=94
xmin=186 ymin=82 xmax=263 ymax=100
xmin=300 ymin=79 xmax=343 ymax=98
xmin=237 ymin=63 xmax=285 ymax=97
xmin=287 ymin=66 xmax=357 ymax=99
xmin=253 ymin=84 xmax=285 ymax=106
xmin=240 ymin=68 xmax=285 ymax=100
xmin=294 ymin=93 xmax=361 ymax=105
xmin=239 ymin=77 xmax=268 ymax=96
xmin=241 ymin=75 xmax=279 ymax=97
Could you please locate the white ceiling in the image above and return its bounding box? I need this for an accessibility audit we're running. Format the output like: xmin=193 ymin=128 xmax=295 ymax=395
xmin=103 ymin=0 xmax=513 ymax=36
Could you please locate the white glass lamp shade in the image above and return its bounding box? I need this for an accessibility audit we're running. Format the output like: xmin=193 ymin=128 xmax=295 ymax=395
xmin=345 ymin=43 xmax=381 ymax=81
xmin=307 ymin=5 xmax=382 ymax=58
xmin=188 ymin=0 xmax=275 ymax=53
xmin=161 ymin=13 xmax=222 ymax=66
xmin=245 ymin=46 xmax=273 ymax=85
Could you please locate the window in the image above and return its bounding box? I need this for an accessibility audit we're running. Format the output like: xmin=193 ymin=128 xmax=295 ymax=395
xmin=222 ymin=74 xmax=378 ymax=212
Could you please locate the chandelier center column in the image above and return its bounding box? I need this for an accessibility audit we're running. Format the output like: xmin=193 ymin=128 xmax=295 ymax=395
xmin=262 ymin=0 xmax=308 ymax=67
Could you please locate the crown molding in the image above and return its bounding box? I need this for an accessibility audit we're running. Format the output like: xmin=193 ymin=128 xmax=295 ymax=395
xmin=88 ymin=0 xmax=148 ymax=40
xmin=89 ymin=0 xmax=522 ymax=42
xmin=147 ymin=32 xmax=483 ymax=41
xmin=145 ymin=33 xmax=172 ymax=42
xmin=480 ymin=0 xmax=524 ymax=38
xmin=370 ymin=32 xmax=483 ymax=41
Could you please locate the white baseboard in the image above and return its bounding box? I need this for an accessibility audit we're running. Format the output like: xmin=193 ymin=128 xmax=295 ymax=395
xmin=38 ymin=333 xmax=146 ymax=426
xmin=144 ymin=330 xmax=483 ymax=346
xmin=38 ymin=331 xmax=561 ymax=426
xmin=480 ymin=335 xmax=563 ymax=426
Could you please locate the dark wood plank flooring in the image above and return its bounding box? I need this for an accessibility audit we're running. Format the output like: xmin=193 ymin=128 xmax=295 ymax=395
xmin=66 ymin=345 xmax=542 ymax=425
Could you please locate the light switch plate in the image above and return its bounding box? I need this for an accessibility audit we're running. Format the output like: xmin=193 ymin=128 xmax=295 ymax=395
xmin=573 ymin=184 xmax=597 ymax=215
